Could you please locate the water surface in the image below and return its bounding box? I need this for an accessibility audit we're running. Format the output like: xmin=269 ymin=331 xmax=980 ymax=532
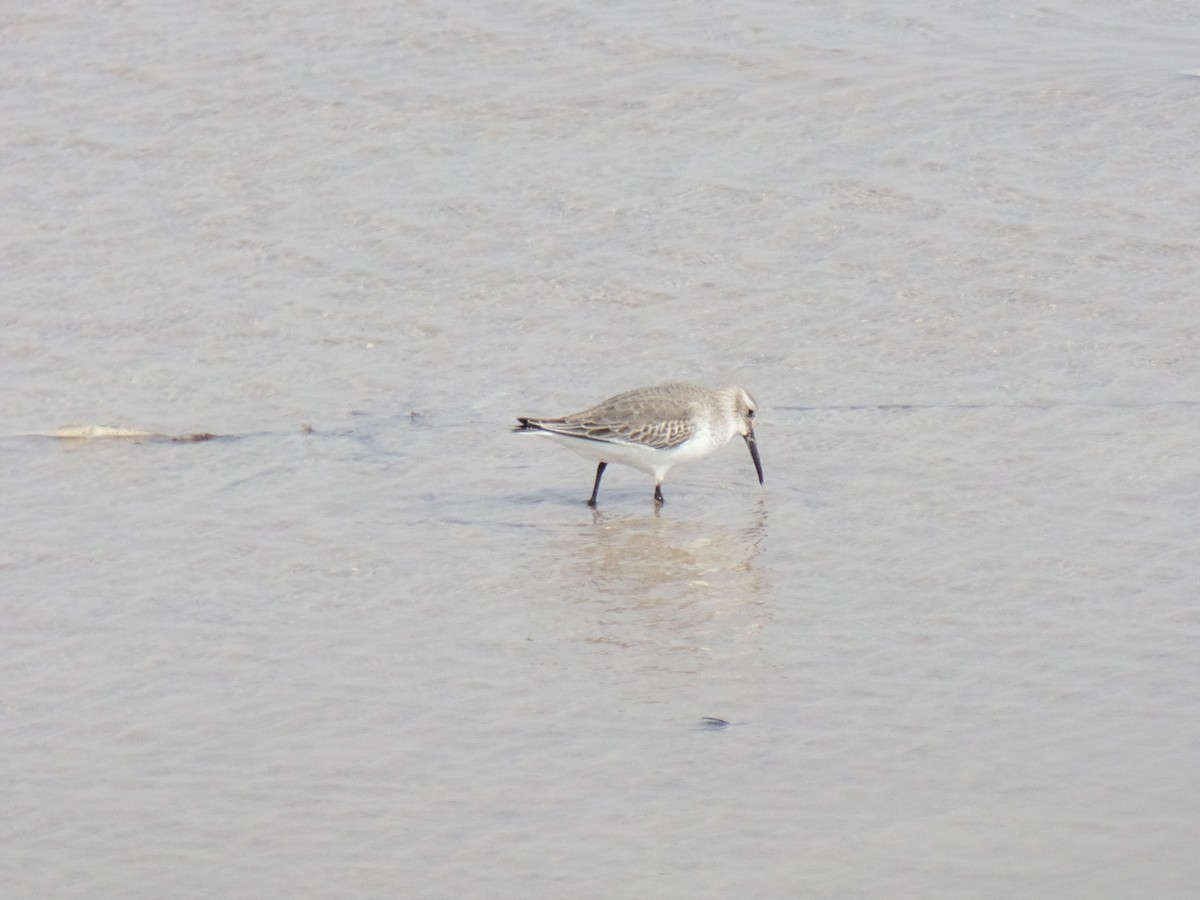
xmin=3 ymin=1 xmax=1199 ymax=897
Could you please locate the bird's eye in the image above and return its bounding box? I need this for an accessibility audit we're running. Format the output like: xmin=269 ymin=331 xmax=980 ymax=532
xmin=747 ymin=409 xmax=756 ymax=419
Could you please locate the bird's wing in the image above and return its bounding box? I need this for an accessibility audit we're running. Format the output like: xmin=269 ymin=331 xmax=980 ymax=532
xmin=521 ymin=415 xmax=694 ymax=450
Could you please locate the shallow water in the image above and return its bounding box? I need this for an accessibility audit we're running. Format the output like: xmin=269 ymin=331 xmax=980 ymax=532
xmin=4 ymin=1 xmax=1200 ymax=897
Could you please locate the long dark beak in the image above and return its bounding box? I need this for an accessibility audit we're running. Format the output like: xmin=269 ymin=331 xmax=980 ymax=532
xmin=744 ymin=429 xmax=764 ymax=485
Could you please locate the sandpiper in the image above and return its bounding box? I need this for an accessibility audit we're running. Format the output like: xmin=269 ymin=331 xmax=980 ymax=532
xmin=513 ymin=382 xmax=764 ymax=506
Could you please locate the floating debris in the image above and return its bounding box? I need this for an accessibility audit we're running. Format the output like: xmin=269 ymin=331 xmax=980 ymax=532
xmin=51 ymin=426 xmax=156 ymax=439
xmin=44 ymin=426 xmax=218 ymax=442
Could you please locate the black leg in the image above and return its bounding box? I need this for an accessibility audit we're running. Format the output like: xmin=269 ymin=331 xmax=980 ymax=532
xmin=587 ymin=461 xmax=607 ymax=507
xmin=654 ymin=483 xmax=664 ymax=505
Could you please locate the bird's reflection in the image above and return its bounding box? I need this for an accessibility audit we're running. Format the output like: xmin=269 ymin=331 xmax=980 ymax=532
xmin=565 ymin=496 xmax=771 ymax=665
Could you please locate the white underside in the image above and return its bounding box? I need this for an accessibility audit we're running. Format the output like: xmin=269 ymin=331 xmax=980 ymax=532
xmin=530 ymin=428 xmax=728 ymax=484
